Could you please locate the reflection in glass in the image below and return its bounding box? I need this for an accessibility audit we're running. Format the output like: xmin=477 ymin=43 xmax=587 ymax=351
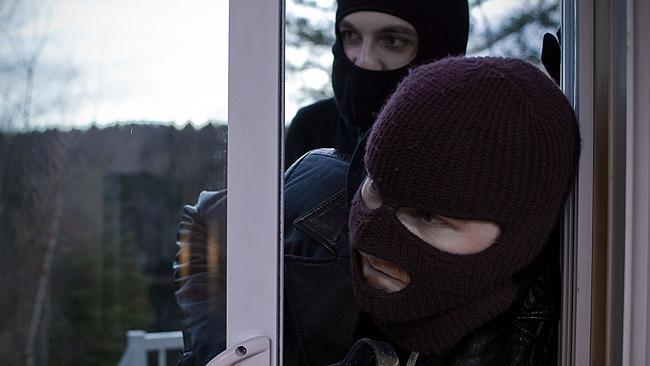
xmin=0 ymin=0 xmax=228 ymax=364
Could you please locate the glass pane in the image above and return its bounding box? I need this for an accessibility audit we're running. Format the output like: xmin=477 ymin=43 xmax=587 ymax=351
xmin=286 ymin=0 xmax=335 ymax=125
xmin=467 ymin=0 xmax=560 ymax=63
xmin=0 ymin=0 xmax=228 ymax=365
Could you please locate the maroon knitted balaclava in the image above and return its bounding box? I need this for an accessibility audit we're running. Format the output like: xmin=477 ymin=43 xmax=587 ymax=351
xmin=348 ymin=57 xmax=581 ymax=354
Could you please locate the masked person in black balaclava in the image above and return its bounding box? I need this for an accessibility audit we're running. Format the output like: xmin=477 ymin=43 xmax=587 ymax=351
xmin=175 ymin=2 xmax=471 ymax=365
xmin=285 ymin=0 xmax=469 ymax=167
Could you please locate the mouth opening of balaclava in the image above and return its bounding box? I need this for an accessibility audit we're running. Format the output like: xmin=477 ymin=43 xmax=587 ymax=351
xmin=331 ymin=0 xmax=470 ymax=153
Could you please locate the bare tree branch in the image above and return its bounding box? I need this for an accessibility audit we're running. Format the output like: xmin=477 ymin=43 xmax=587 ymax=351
xmin=285 ymin=0 xmax=560 ymax=107
xmin=25 ymin=194 xmax=63 ymax=366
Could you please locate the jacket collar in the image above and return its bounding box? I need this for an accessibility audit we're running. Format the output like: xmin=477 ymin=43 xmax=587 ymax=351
xmin=294 ymin=189 xmax=351 ymax=257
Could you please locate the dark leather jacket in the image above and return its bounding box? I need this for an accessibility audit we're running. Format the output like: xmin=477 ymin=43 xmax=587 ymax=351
xmin=174 ymin=149 xmax=560 ymax=366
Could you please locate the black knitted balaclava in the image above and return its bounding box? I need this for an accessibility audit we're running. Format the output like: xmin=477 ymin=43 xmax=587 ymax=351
xmin=348 ymin=57 xmax=581 ymax=354
xmin=332 ymin=0 xmax=469 ymax=152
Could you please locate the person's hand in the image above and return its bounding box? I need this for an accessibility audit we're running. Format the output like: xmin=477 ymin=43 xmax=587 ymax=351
xmin=541 ymin=28 xmax=561 ymax=85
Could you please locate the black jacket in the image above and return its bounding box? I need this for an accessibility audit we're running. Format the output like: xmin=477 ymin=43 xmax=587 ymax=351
xmin=285 ymin=98 xmax=340 ymax=168
xmin=174 ymin=149 xmax=560 ymax=365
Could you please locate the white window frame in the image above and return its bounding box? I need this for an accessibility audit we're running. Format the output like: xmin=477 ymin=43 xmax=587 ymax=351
xmin=225 ymin=0 xmax=284 ymax=365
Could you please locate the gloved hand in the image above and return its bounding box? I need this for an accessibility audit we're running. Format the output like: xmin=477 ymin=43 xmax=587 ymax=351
xmin=541 ymin=28 xmax=561 ymax=85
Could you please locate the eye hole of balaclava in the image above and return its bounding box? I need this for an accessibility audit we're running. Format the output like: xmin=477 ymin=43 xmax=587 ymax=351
xmin=394 ymin=208 xmax=501 ymax=255
xmin=360 ymin=177 xmax=501 ymax=255
xmin=336 ymin=11 xmax=419 ymax=71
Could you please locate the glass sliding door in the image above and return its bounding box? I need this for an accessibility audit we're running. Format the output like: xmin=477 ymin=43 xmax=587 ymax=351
xmin=0 ymin=1 xmax=229 ymax=365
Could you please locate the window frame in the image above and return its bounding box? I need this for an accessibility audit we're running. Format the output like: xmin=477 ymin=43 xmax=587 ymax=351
xmin=622 ymin=0 xmax=650 ymax=364
xmin=561 ymin=0 xmax=650 ymax=364
xmin=559 ymin=0 xmax=594 ymax=364
xmin=226 ymin=0 xmax=284 ymax=365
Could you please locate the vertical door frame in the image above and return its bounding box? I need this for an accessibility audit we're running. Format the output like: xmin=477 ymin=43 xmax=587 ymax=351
xmin=560 ymin=0 xmax=594 ymax=364
xmin=622 ymin=0 xmax=650 ymax=364
xmin=227 ymin=0 xmax=285 ymax=365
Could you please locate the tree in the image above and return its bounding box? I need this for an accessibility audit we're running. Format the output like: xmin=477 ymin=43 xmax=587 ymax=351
xmin=467 ymin=0 xmax=559 ymax=61
xmin=286 ymin=0 xmax=336 ymax=106
xmin=0 ymin=0 xmax=78 ymax=131
xmin=0 ymin=130 xmax=73 ymax=365
xmin=285 ymin=0 xmax=560 ymax=109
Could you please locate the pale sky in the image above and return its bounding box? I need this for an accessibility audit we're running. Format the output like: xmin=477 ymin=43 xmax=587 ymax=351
xmin=34 ymin=0 xmax=230 ymax=127
xmin=5 ymin=0 xmax=545 ymax=129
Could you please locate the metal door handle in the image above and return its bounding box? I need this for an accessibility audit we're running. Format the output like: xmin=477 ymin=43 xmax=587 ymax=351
xmin=206 ymin=336 xmax=271 ymax=366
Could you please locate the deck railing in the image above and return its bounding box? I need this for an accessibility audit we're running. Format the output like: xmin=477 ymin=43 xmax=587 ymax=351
xmin=118 ymin=330 xmax=183 ymax=366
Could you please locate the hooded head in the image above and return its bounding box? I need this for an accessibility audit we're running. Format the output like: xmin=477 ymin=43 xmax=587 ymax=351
xmin=332 ymin=0 xmax=470 ymax=152
xmin=348 ymin=57 xmax=581 ymax=353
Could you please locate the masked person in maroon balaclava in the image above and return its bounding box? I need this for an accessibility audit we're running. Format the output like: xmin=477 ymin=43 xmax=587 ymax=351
xmin=338 ymin=56 xmax=580 ymax=364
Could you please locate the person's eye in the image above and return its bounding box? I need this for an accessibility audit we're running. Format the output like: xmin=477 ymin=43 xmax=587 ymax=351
xmin=340 ymin=30 xmax=361 ymax=43
xmin=381 ymin=36 xmax=410 ymax=50
xmin=416 ymin=210 xmax=447 ymax=226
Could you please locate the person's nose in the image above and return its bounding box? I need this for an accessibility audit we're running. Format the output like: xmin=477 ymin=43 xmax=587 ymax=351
xmin=354 ymin=41 xmax=383 ymax=71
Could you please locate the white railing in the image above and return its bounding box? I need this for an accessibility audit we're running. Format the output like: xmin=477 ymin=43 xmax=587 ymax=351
xmin=118 ymin=330 xmax=184 ymax=366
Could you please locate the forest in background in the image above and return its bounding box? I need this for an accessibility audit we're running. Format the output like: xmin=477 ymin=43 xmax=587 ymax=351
xmin=0 ymin=123 xmax=227 ymax=365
